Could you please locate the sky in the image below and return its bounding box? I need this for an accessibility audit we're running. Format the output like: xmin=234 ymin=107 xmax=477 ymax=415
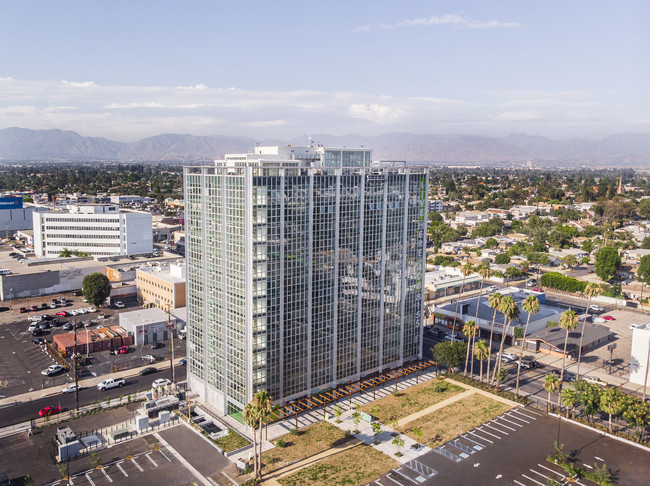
xmin=0 ymin=0 xmax=648 ymax=142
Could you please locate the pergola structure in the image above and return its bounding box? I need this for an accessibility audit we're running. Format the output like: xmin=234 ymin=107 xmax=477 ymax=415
xmin=266 ymin=359 xmax=438 ymax=427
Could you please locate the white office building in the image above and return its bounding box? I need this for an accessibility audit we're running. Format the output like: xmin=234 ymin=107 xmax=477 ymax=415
xmin=33 ymin=204 xmax=153 ymax=258
xmin=185 ymin=144 xmax=428 ymax=418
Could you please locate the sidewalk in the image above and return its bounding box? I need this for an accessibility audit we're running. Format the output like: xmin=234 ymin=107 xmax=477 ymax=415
xmin=0 ymin=357 xmax=186 ymax=408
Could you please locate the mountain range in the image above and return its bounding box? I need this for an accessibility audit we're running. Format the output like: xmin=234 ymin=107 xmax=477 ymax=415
xmin=1 ymin=127 xmax=650 ymax=167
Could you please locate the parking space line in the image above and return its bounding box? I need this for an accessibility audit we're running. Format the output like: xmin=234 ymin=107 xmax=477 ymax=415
xmin=506 ymin=411 xmax=530 ymax=424
xmin=132 ymin=458 xmax=144 ymax=472
xmin=491 ymin=419 xmax=516 ymax=431
xmin=116 ymin=461 xmax=128 ymax=477
xmin=483 ymin=423 xmax=508 ymax=435
xmin=468 ymin=430 xmax=493 ymax=443
xmin=477 ymin=427 xmax=501 ymax=439
xmin=513 ymin=480 xmax=526 ymax=486
xmin=386 ymin=473 xmax=408 ymax=486
xmin=158 ymin=448 xmax=172 ymax=462
xmin=101 ymin=467 xmax=113 ymax=483
xmin=531 ymin=468 xmax=554 ymax=481
xmin=461 ymin=434 xmax=484 ymax=447
xmin=537 ymin=463 xmax=564 ymax=478
xmin=393 ymin=468 xmax=418 ymax=484
xmin=496 ymin=415 xmax=524 ymax=427
xmin=146 ymin=452 xmax=158 ymax=467
xmin=85 ymin=473 xmax=96 ymax=486
xmin=512 ymin=409 xmax=537 ymax=421
xmin=521 ymin=473 xmax=545 ymax=485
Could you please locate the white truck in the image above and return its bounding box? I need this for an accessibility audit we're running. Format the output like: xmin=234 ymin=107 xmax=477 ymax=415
xmin=96 ymin=377 xmax=125 ymax=391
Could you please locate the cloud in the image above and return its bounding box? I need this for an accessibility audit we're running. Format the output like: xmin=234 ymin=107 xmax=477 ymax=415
xmin=347 ymin=103 xmax=405 ymax=124
xmin=61 ymin=80 xmax=97 ymax=88
xmin=247 ymin=120 xmax=286 ymax=127
xmin=355 ymin=14 xmax=522 ymax=32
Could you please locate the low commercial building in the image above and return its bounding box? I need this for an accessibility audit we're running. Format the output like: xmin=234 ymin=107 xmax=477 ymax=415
xmin=118 ymin=307 xmax=186 ymax=345
xmin=425 ymin=266 xmax=481 ymax=300
xmin=52 ymin=326 xmax=133 ymax=356
xmin=136 ymin=262 xmax=186 ymax=309
xmin=434 ymin=287 xmax=557 ymax=341
xmin=0 ymin=197 xmax=38 ymax=232
xmin=524 ymin=323 xmax=612 ymax=358
xmin=33 ymin=204 xmax=152 ymax=258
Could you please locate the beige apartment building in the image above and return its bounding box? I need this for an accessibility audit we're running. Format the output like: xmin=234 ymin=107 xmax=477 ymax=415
xmin=136 ymin=262 xmax=186 ymax=309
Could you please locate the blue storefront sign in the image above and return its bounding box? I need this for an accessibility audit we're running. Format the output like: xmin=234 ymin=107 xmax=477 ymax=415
xmin=0 ymin=197 xmax=23 ymax=210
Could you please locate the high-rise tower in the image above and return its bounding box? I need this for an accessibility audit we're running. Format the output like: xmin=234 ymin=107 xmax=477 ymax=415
xmin=184 ymin=144 xmax=427 ymax=419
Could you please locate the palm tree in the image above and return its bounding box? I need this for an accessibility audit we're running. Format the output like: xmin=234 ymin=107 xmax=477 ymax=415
xmin=600 ymin=387 xmax=623 ymax=433
xmin=473 ymin=340 xmax=489 ymax=382
xmin=471 ymin=265 xmax=493 ymax=378
xmin=494 ymin=295 xmax=520 ymax=388
xmin=251 ymin=390 xmax=273 ymax=478
xmin=515 ymin=296 xmax=540 ymax=397
xmin=242 ymin=403 xmax=260 ymax=478
xmin=452 ymin=262 xmax=474 ymax=341
xmin=462 ymin=320 xmax=477 ymax=377
xmin=486 ymin=292 xmax=504 ymax=385
xmin=557 ymin=309 xmax=579 ymax=408
xmin=577 ymin=283 xmax=603 ymax=379
xmin=544 ymin=373 xmax=560 ymax=412
xmin=560 ymin=388 xmax=579 ymax=418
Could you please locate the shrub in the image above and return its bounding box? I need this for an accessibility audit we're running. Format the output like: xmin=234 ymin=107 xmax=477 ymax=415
xmin=275 ymin=438 xmax=286 ymax=448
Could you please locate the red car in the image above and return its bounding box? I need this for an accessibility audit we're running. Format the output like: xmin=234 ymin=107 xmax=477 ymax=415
xmin=602 ymin=315 xmax=615 ymax=321
xmin=31 ymin=305 xmax=39 ymax=311
xmin=532 ymin=288 xmax=542 ymax=292
xmin=56 ymin=311 xmax=68 ymax=317
xmin=19 ymin=307 xmax=27 ymax=313
xmin=38 ymin=405 xmax=62 ymax=417
xmin=119 ymin=346 xmax=129 ymax=354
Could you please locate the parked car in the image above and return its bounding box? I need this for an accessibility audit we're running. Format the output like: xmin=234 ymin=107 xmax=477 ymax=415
xmin=602 ymin=315 xmax=615 ymax=321
xmin=142 ymin=354 xmax=156 ymax=362
xmin=151 ymin=342 xmax=163 ymax=349
xmin=32 ymin=338 xmax=46 ymax=345
xmin=56 ymin=311 xmax=68 ymax=317
xmin=588 ymin=305 xmax=604 ymax=313
xmin=501 ymin=352 xmax=517 ymax=363
xmin=38 ymin=322 xmax=50 ymax=330
xmin=179 ymin=358 xmax=187 ymax=366
xmin=32 ymin=328 xmax=45 ymax=336
xmin=41 ymin=364 xmax=65 ymax=376
xmin=119 ymin=346 xmax=129 ymax=354
xmin=98 ymin=313 xmax=107 ymax=319
xmin=19 ymin=307 xmax=27 ymax=313
xmin=519 ymin=358 xmax=542 ymax=370
xmin=139 ymin=367 xmax=157 ymax=376
xmin=61 ymin=384 xmax=82 ymax=394
xmin=114 ymin=301 xmax=125 ymax=309
xmin=550 ymin=369 xmax=576 ymax=382
xmin=62 ymin=322 xmax=73 ymax=330
xmin=38 ymin=405 xmax=62 ymax=417
xmin=152 ymin=378 xmax=171 ymax=388
xmin=31 ymin=305 xmax=39 ymax=311
xmin=532 ymin=288 xmax=542 ymax=292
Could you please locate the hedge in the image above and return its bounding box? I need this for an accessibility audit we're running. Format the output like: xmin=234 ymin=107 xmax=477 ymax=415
xmin=540 ymin=271 xmax=587 ymax=293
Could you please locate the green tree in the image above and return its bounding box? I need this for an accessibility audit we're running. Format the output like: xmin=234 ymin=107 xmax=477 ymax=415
xmin=562 ymin=254 xmax=578 ymax=268
xmin=242 ymin=403 xmax=260 ymax=478
xmin=494 ymin=253 xmax=511 ymax=265
xmin=544 ymin=373 xmax=560 ymax=412
xmin=58 ymin=248 xmax=72 ymax=258
xmin=621 ymin=396 xmax=650 ymax=442
xmin=485 ymin=237 xmax=498 ymax=249
xmin=600 ymin=387 xmax=623 ymax=433
xmin=515 ymin=296 xmax=540 ymax=397
xmin=431 ymin=341 xmax=466 ymax=371
xmin=486 ymin=292 xmax=504 ymax=382
xmin=639 ymin=198 xmax=650 ymax=219
xmin=641 ymin=236 xmax=650 ymax=250
xmin=251 ymin=390 xmax=273 ymax=479
xmin=462 ymin=320 xmax=477 ymax=377
xmin=577 ymin=284 xmax=603 ymax=379
xmin=473 ymin=340 xmax=489 ymax=382
xmin=560 ymin=388 xmax=579 ymax=418
xmin=637 ymin=255 xmax=650 ymax=303
xmin=493 ymin=295 xmax=520 ymax=388
xmin=594 ymin=247 xmax=621 ymax=281
xmin=557 ymin=309 xmax=579 ymax=408
xmin=82 ymin=273 xmax=111 ymax=307
xmin=392 ymin=435 xmax=405 ymax=457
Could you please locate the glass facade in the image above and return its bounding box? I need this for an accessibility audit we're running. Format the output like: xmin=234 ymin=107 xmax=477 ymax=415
xmin=185 ymin=148 xmax=427 ymax=416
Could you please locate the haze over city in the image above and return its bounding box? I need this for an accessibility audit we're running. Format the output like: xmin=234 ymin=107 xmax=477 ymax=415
xmin=1 ymin=0 xmax=648 ymax=142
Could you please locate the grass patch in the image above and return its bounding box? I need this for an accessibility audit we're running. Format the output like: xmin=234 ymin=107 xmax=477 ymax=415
xmin=359 ymin=378 xmax=464 ymax=423
xmin=263 ymin=421 xmax=355 ymax=474
xmin=398 ymin=392 xmax=513 ymax=447
xmin=213 ymin=428 xmax=250 ymax=453
xmin=279 ymin=444 xmax=397 ymax=486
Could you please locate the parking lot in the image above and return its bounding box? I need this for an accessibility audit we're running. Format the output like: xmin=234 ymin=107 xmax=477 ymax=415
xmin=373 ymin=406 xmax=649 ymax=486
xmin=0 ymin=295 xmax=185 ymax=398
